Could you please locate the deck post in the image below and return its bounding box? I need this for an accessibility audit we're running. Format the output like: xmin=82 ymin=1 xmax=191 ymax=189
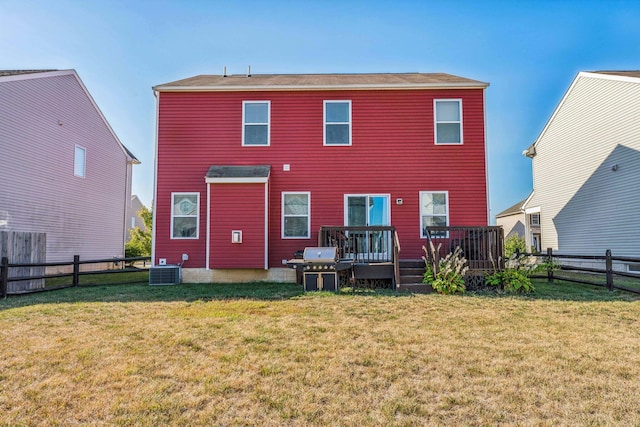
xmin=605 ymin=249 xmax=613 ymax=291
xmin=1 ymin=257 xmax=8 ymax=298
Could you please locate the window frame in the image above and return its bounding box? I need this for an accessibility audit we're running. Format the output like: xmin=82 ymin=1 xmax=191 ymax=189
xmin=434 ymin=99 xmax=463 ymax=145
xmin=281 ymin=192 xmax=311 ymax=239
xmin=170 ymin=192 xmax=200 ymax=240
xmin=242 ymin=100 xmax=271 ymax=147
xmin=324 ymin=100 xmax=352 ymax=146
xmin=419 ymin=191 xmax=449 ymax=238
xmin=530 ymin=213 xmax=540 ymax=226
xmin=74 ymin=145 xmax=86 ymax=178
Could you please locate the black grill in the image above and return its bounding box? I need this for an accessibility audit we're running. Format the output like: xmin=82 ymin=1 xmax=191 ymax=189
xmin=287 ymin=247 xmax=353 ymax=291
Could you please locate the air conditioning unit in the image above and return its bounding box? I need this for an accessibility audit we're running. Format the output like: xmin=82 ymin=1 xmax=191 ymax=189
xmin=149 ymin=265 xmax=181 ymax=285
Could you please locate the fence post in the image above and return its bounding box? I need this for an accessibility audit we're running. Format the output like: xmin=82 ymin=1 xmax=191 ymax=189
xmin=73 ymin=255 xmax=80 ymax=286
xmin=605 ymin=249 xmax=613 ymax=291
xmin=546 ymin=247 xmax=554 ymax=283
xmin=1 ymin=257 xmax=8 ymax=298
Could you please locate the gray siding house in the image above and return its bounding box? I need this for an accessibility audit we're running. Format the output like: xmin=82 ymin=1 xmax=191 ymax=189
xmin=523 ymin=71 xmax=640 ymax=257
xmin=0 ymin=69 xmax=139 ymax=262
xmin=126 ymin=195 xmax=148 ymax=241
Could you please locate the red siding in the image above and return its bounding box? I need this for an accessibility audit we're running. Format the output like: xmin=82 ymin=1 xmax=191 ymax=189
xmin=210 ymin=183 xmax=266 ymax=268
xmin=155 ymin=88 xmax=488 ymax=266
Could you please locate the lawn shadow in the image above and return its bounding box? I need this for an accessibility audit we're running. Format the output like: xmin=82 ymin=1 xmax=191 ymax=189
xmin=3 ymin=278 xmax=638 ymax=310
xmin=466 ymin=278 xmax=640 ymax=303
xmin=1 ymin=281 xmax=413 ymax=309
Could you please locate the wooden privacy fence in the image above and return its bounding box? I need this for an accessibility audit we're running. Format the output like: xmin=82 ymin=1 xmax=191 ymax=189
xmin=526 ymin=248 xmax=640 ymax=294
xmin=0 ymin=255 xmax=151 ymax=297
xmin=0 ymin=231 xmax=46 ymax=292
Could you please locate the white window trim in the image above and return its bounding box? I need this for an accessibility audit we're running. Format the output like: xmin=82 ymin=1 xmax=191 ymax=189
xmin=282 ymin=192 xmax=311 ymax=239
xmin=171 ymin=192 xmax=200 ymax=239
xmin=343 ymin=194 xmax=391 ymax=226
xmin=419 ymin=191 xmax=449 ymax=238
xmin=324 ymin=100 xmax=352 ymax=146
xmin=434 ymin=99 xmax=463 ymax=145
xmin=242 ymin=100 xmax=271 ymax=146
xmin=74 ymin=144 xmax=86 ymax=178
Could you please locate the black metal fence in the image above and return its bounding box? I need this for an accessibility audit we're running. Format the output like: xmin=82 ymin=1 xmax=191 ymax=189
xmin=526 ymin=248 xmax=640 ymax=294
xmin=1 ymin=255 xmax=151 ymax=297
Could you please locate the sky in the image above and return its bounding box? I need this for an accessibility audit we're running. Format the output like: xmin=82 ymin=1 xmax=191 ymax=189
xmin=2 ymin=0 xmax=640 ymax=222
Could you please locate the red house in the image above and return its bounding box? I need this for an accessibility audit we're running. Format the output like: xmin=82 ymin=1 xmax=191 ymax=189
xmin=152 ymin=72 xmax=490 ymax=285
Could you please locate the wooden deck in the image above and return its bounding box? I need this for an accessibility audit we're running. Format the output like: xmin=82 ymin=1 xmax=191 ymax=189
xmin=318 ymin=225 xmax=504 ymax=290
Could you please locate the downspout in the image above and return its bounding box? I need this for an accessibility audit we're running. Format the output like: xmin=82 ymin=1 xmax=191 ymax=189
xmin=483 ymin=87 xmax=491 ymax=225
xmin=123 ymin=158 xmax=133 ymax=258
xmin=206 ymin=182 xmax=210 ymax=269
xmin=151 ymin=90 xmax=159 ymax=266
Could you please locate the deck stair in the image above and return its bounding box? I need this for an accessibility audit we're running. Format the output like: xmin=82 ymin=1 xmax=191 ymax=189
xmin=397 ymin=259 xmax=432 ymax=293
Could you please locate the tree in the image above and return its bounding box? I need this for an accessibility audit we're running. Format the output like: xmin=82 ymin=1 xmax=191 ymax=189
xmin=504 ymin=234 xmax=526 ymax=258
xmin=125 ymin=205 xmax=152 ymax=257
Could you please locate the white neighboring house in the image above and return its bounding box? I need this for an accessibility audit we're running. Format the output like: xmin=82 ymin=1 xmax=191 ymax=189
xmin=523 ymin=70 xmax=640 ymax=259
xmin=0 ymin=69 xmax=139 ymax=262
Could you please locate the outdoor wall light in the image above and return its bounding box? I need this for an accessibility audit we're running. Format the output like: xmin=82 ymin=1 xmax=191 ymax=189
xmin=611 ymin=164 xmax=619 ymax=172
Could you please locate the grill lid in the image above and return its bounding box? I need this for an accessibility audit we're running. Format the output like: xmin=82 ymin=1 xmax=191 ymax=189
xmin=303 ymin=247 xmax=338 ymax=263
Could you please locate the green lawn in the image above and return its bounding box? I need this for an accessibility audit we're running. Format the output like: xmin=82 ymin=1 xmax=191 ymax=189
xmin=1 ymin=279 xmax=639 ymax=425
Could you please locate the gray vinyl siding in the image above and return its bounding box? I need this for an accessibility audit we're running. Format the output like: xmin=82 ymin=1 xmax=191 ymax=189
xmin=528 ymin=74 xmax=640 ymax=256
xmin=0 ymin=71 xmax=131 ymax=262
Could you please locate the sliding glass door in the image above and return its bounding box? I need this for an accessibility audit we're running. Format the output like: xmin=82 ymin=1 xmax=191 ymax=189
xmin=345 ymin=195 xmax=390 ymax=260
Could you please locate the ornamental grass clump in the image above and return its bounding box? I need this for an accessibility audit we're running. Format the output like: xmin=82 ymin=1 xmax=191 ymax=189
xmin=422 ymin=243 xmax=469 ymax=295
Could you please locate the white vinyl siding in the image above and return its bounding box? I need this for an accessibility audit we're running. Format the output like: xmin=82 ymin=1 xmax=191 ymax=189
xmin=171 ymin=193 xmax=199 ymax=239
xmin=324 ymin=100 xmax=352 ymax=146
xmin=526 ymin=73 xmax=640 ymax=255
xmin=434 ymin=99 xmax=463 ymax=144
xmin=282 ymin=192 xmax=310 ymax=238
xmin=242 ymin=101 xmax=270 ymax=146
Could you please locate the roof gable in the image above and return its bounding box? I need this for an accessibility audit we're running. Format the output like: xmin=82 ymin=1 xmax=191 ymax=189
xmin=0 ymin=69 xmax=139 ymax=164
xmin=528 ymin=70 xmax=640 ymax=153
xmin=495 ymin=198 xmax=527 ymax=218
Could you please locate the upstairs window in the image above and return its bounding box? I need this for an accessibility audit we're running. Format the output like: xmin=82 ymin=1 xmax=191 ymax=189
xmin=282 ymin=192 xmax=310 ymax=238
xmin=434 ymin=99 xmax=463 ymax=144
xmin=171 ymin=193 xmax=199 ymax=239
xmin=420 ymin=191 xmax=449 ymax=238
xmin=243 ymin=101 xmax=270 ymax=146
xmin=74 ymin=145 xmax=86 ymax=177
xmin=324 ymin=100 xmax=351 ymax=145
xmin=530 ymin=213 xmax=540 ymax=226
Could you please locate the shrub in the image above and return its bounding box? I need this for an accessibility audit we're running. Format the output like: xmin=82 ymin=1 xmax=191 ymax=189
xmin=126 ymin=205 xmax=152 ymax=257
xmin=505 ymin=234 xmax=527 ymax=258
xmin=485 ymin=253 xmax=535 ymax=293
xmin=423 ymin=244 xmax=469 ymax=294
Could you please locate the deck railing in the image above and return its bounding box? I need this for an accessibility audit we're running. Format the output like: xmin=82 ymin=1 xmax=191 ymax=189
xmin=424 ymin=226 xmax=504 ymax=272
xmin=318 ymin=226 xmax=398 ymax=264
